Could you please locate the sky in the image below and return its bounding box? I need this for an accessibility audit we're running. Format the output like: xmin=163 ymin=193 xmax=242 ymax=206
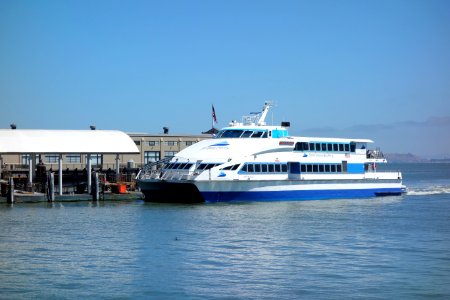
xmin=1 ymin=0 xmax=449 ymax=157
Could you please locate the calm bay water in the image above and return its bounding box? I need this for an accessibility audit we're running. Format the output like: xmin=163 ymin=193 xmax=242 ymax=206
xmin=1 ymin=163 xmax=449 ymax=299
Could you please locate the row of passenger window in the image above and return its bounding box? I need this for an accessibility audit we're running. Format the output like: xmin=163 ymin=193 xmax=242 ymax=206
xmin=196 ymin=163 xmax=221 ymax=170
xmin=240 ymin=163 xmax=288 ymax=173
xmin=294 ymin=142 xmax=356 ymax=153
xmin=300 ymin=164 xmax=342 ymax=173
xmin=164 ymin=163 xmax=194 ymax=170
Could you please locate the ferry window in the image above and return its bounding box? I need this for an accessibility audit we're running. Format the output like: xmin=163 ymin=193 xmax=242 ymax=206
xmin=178 ymin=163 xmax=187 ymax=169
xmin=262 ymin=164 xmax=268 ymax=172
xmin=345 ymin=144 xmax=350 ymax=152
xmin=183 ymin=163 xmax=193 ymax=170
xmin=269 ymin=131 xmax=272 ymax=137
xmin=205 ymin=164 xmax=215 ymax=170
xmin=313 ymin=165 xmax=319 ymax=172
xmin=262 ymin=131 xmax=268 ymax=138
xmin=337 ymin=165 xmax=342 ymax=172
xmin=275 ymin=164 xmax=281 ymax=172
xmin=255 ymin=164 xmax=261 ymax=172
xmin=319 ymin=165 xmax=324 ymax=172
xmin=350 ymin=143 xmax=356 ymax=152
xmin=309 ymin=143 xmax=315 ymax=151
xmin=331 ymin=165 xmax=336 ymax=172
xmin=197 ymin=164 xmax=206 ymax=170
xmin=251 ymin=131 xmax=263 ymax=138
xmin=231 ymin=164 xmax=240 ymax=171
xmin=301 ymin=165 xmax=306 ymax=172
xmin=241 ymin=131 xmax=253 ymax=138
xmin=333 ymin=144 xmax=338 ymax=151
xmin=281 ymin=164 xmax=288 ymax=172
xmin=339 ymin=144 xmax=344 ymax=151
xmin=316 ymin=143 xmax=321 ymax=151
xmin=321 ymin=143 xmax=327 ymax=151
xmin=307 ymin=164 xmax=313 ymax=172
xmin=248 ymin=164 xmax=254 ymax=172
xmin=325 ymin=165 xmax=330 ymax=172
xmin=222 ymin=130 xmax=244 ymax=138
xmin=268 ymin=164 xmax=274 ymax=172
xmin=327 ymin=144 xmax=332 ymax=151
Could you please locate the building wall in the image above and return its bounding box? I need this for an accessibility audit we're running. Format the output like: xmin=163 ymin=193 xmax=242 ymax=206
xmin=0 ymin=133 xmax=210 ymax=171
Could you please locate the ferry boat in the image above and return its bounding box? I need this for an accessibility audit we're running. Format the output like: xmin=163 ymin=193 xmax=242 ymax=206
xmin=137 ymin=102 xmax=405 ymax=203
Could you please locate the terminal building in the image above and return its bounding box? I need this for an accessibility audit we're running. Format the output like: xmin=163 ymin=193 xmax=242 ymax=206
xmin=0 ymin=131 xmax=211 ymax=172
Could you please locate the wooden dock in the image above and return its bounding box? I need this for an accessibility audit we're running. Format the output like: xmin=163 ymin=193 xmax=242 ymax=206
xmin=0 ymin=191 xmax=144 ymax=203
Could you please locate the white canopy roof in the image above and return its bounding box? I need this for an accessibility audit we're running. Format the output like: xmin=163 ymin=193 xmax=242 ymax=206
xmin=0 ymin=129 xmax=139 ymax=154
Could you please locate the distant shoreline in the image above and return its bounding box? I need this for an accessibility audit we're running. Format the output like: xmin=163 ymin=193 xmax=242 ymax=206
xmin=386 ymin=153 xmax=450 ymax=163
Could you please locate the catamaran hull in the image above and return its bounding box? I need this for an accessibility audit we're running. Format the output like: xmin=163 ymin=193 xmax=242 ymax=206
xmin=138 ymin=179 xmax=404 ymax=203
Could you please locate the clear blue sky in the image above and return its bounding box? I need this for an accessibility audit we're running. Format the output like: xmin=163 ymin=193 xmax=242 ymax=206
xmin=1 ymin=0 xmax=449 ymax=156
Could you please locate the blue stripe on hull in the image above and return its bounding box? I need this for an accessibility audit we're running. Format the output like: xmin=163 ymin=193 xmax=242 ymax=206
xmin=201 ymin=188 xmax=403 ymax=202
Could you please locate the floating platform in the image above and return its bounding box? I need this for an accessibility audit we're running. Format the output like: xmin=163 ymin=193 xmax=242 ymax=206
xmin=0 ymin=191 xmax=144 ymax=203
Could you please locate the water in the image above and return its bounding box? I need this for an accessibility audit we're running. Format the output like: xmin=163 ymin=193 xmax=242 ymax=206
xmin=1 ymin=163 xmax=449 ymax=299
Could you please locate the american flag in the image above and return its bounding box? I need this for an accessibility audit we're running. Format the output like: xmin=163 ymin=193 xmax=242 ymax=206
xmin=212 ymin=105 xmax=217 ymax=124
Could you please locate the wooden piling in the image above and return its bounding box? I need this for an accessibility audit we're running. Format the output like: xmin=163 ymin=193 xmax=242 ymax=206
xmin=7 ymin=177 xmax=14 ymax=204
xmin=92 ymin=172 xmax=99 ymax=201
xmin=47 ymin=172 xmax=55 ymax=202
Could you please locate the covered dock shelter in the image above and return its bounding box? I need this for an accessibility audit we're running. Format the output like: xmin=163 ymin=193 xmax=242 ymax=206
xmin=0 ymin=129 xmax=139 ymax=196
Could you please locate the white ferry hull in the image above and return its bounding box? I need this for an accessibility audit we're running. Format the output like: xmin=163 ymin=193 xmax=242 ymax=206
xmin=138 ymin=179 xmax=404 ymax=203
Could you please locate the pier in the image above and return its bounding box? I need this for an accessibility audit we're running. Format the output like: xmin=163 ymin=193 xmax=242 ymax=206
xmin=0 ymin=129 xmax=143 ymax=203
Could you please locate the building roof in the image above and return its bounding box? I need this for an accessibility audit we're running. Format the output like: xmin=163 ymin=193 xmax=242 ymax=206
xmin=0 ymin=129 xmax=139 ymax=154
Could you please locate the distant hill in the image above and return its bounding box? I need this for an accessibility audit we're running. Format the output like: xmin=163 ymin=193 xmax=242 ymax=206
xmin=385 ymin=153 xmax=428 ymax=163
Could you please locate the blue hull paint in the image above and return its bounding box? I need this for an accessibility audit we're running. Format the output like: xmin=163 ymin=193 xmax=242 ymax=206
xmin=201 ymin=188 xmax=403 ymax=203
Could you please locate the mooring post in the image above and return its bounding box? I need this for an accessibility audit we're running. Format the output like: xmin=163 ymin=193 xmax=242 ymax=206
xmin=92 ymin=172 xmax=99 ymax=201
xmin=87 ymin=154 xmax=92 ymax=194
xmin=28 ymin=155 xmax=33 ymax=191
xmin=47 ymin=172 xmax=55 ymax=202
xmin=115 ymin=154 xmax=120 ymax=182
xmin=7 ymin=177 xmax=14 ymax=204
xmin=0 ymin=155 xmax=3 ymax=180
xmin=58 ymin=154 xmax=63 ymax=196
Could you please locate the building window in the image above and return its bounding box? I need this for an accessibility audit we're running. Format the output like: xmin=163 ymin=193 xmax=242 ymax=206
xmin=89 ymin=154 xmax=102 ymax=167
xmin=46 ymin=154 xmax=59 ymax=163
xmin=164 ymin=141 xmax=178 ymax=146
xmin=144 ymin=151 xmax=160 ymax=164
xmin=147 ymin=141 xmax=160 ymax=146
xmin=164 ymin=151 xmax=177 ymax=159
xmin=134 ymin=140 xmax=141 ymax=146
xmin=21 ymin=154 xmax=40 ymax=165
xmin=66 ymin=154 xmax=81 ymax=163
xmin=185 ymin=141 xmax=195 ymax=146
